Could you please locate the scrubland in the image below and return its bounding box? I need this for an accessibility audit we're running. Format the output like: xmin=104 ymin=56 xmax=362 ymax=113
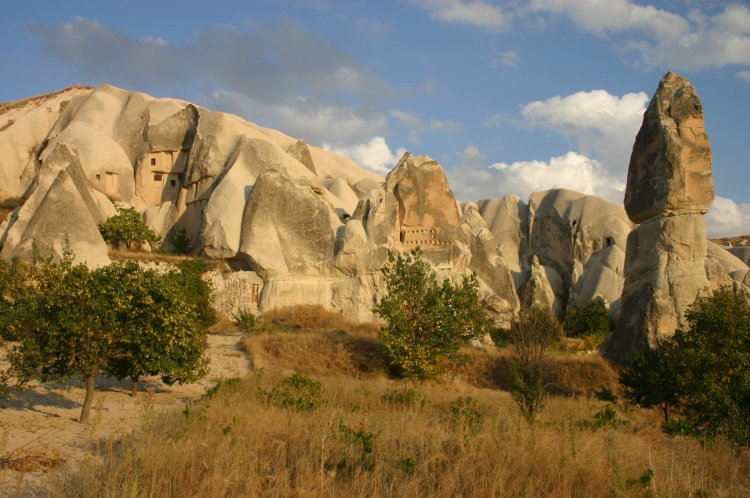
xmin=40 ymin=305 xmax=749 ymax=497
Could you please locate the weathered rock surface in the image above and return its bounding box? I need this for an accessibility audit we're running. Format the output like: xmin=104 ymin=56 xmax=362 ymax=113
xmin=604 ymin=72 xmax=715 ymax=361
xmin=624 ymin=71 xmax=714 ymax=224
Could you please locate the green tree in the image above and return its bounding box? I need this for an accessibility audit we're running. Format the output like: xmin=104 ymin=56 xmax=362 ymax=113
xmin=564 ymin=297 xmax=610 ymax=340
xmin=508 ymin=305 xmax=562 ymax=422
xmin=98 ymin=206 xmax=161 ymax=251
xmin=170 ymin=227 xmax=192 ymax=255
xmin=103 ymin=262 xmax=208 ymax=397
xmin=375 ymin=248 xmax=491 ymax=380
xmin=6 ymin=258 xmax=208 ymax=422
xmin=620 ymin=289 xmax=750 ymax=447
xmin=169 ymin=259 xmax=217 ymax=329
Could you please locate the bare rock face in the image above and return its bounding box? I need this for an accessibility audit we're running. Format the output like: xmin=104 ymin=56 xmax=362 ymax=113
xmin=238 ymin=169 xmax=341 ymax=276
xmin=625 ymin=71 xmax=714 ymax=223
xmin=604 ymin=72 xmax=715 ymax=361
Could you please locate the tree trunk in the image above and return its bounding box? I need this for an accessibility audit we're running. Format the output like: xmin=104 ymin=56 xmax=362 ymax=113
xmin=131 ymin=374 xmax=139 ymax=398
xmin=79 ymin=369 xmax=97 ymax=423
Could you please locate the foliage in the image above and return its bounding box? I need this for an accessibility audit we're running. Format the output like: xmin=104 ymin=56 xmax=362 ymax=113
xmin=449 ymin=396 xmax=484 ymax=435
xmin=375 ymin=249 xmax=491 ymax=379
xmin=4 ymin=256 xmax=208 ymax=422
xmin=564 ymin=297 xmax=610 ymax=349
xmin=97 ymin=206 xmax=161 ymax=251
xmin=233 ymin=309 xmax=257 ymax=333
xmin=171 ymin=259 xmax=217 ymax=329
xmin=381 ymin=387 xmax=426 ymax=408
xmin=103 ymin=262 xmax=209 ymax=396
xmin=171 ymin=227 xmax=192 ymax=255
xmin=620 ymin=289 xmax=750 ymax=447
xmin=264 ymin=373 xmax=324 ymax=412
xmin=507 ymin=305 xmax=562 ymax=422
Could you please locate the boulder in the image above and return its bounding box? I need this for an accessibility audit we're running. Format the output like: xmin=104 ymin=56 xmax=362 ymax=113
xmin=238 ymin=170 xmax=341 ymax=276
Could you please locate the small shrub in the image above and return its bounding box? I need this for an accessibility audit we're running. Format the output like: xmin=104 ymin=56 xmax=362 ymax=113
xmin=264 ymin=373 xmax=324 ymax=412
xmin=233 ymin=309 xmax=257 ymax=333
xmin=381 ymin=387 xmax=426 ymax=408
xmin=449 ymin=396 xmax=483 ymax=435
xmin=564 ymin=298 xmax=610 ymax=350
xmin=171 ymin=227 xmax=192 ymax=255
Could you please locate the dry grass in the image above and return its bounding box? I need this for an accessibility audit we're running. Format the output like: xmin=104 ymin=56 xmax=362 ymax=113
xmin=260 ymin=305 xmax=381 ymax=338
xmin=46 ymin=313 xmax=750 ymax=497
xmin=108 ymin=249 xmax=191 ymax=265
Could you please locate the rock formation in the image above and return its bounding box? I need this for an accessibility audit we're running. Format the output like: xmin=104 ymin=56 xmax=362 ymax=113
xmin=603 ymin=72 xmax=715 ymax=361
xmin=1 ymin=81 xmax=745 ymax=332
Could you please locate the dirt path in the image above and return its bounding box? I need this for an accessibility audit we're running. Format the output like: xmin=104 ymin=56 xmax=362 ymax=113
xmin=0 ymin=333 xmax=252 ymax=497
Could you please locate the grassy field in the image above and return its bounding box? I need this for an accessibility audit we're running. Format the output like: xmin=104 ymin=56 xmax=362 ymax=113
xmin=51 ymin=306 xmax=750 ymax=497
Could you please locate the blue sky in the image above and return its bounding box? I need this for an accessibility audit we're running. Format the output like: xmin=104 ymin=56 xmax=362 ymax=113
xmin=1 ymin=0 xmax=749 ymax=236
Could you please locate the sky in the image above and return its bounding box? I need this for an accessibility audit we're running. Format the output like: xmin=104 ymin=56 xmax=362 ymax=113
xmin=1 ymin=0 xmax=748 ymax=237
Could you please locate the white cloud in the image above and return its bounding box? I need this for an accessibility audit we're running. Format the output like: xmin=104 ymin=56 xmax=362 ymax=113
xmin=519 ymin=90 xmax=648 ymax=175
xmin=447 ymin=149 xmax=625 ymax=203
xmin=737 ymin=70 xmax=750 ymax=83
xmin=323 ymin=136 xmax=407 ymax=175
xmin=705 ymin=196 xmax=750 ymax=238
xmin=410 ymin=0 xmax=512 ymax=32
xmin=204 ymin=90 xmax=388 ymax=146
xmin=528 ymin=0 xmax=689 ymax=39
xmin=527 ymin=1 xmax=750 ymax=71
xmin=491 ymin=49 xmax=519 ymax=68
xmin=389 ymin=109 xmax=458 ymax=145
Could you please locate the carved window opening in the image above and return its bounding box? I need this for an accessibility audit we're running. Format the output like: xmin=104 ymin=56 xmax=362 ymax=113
xmin=169 ymin=179 xmax=177 ymax=188
xmin=95 ymin=174 xmax=101 ymax=182
xmin=154 ymin=173 xmax=163 ymax=182
xmin=151 ymin=158 xmax=156 ymax=166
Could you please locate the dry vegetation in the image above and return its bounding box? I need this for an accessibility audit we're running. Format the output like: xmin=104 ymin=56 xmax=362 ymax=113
xmin=31 ymin=305 xmax=748 ymax=497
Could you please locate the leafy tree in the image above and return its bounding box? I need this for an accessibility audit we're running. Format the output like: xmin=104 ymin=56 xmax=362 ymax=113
xmin=375 ymin=248 xmax=491 ymax=380
xmin=6 ymin=257 xmax=208 ymax=422
xmin=169 ymin=259 xmax=217 ymax=329
xmin=102 ymin=262 xmax=209 ymax=397
xmin=564 ymin=297 xmax=610 ymax=341
xmin=508 ymin=305 xmax=562 ymax=422
xmin=171 ymin=227 xmax=192 ymax=255
xmin=98 ymin=206 xmax=161 ymax=251
xmin=620 ymin=289 xmax=750 ymax=447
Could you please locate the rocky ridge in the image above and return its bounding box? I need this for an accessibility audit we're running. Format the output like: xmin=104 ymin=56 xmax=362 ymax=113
xmin=1 ymin=78 xmax=748 ymax=358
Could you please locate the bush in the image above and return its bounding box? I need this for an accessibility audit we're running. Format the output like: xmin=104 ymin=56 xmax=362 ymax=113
xmin=507 ymin=305 xmax=562 ymax=422
xmin=264 ymin=373 xmax=324 ymax=412
xmin=564 ymin=298 xmax=610 ymax=348
xmin=233 ymin=309 xmax=257 ymax=333
xmin=620 ymin=289 xmax=750 ymax=447
xmin=374 ymin=249 xmax=491 ymax=380
xmin=98 ymin=206 xmax=161 ymax=251
xmin=171 ymin=227 xmax=192 ymax=255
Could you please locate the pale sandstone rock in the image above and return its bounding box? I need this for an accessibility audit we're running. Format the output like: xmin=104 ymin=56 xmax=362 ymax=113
xmin=604 ymin=72 xmax=715 ymax=361
xmin=238 ymin=170 xmax=341 ymax=276
xmin=0 ymin=86 xmax=93 ymax=201
xmin=625 ymin=71 xmax=714 ymax=224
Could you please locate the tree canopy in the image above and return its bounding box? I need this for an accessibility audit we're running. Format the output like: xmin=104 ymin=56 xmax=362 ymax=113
xmin=98 ymin=206 xmax=161 ymax=251
xmin=3 ymin=255 xmax=208 ymax=423
xmin=620 ymin=289 xmax=750 ymax=447
xmin=375 ymin=248 xmax=491 ymax=380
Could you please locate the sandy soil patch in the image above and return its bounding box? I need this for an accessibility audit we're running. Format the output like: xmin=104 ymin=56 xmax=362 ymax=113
xmin=0 ymin=333 xmax=252 ymax=497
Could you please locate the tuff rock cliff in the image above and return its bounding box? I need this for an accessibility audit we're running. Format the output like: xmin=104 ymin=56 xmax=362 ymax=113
xmin=1 ymin=80 xmax=748 ymax=353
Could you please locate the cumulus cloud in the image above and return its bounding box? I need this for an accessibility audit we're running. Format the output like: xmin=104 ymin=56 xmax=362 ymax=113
xmin=389 ymin=109 xmax=458 ymax=145
xmin=738 ymin=71 xmax=750 ymax=83
xmin=323 ymin=136 xmax=407 ymax=174
xmin=446 ymin=148 xmax=625 ymax=203
xmin=518 ymin=89 xmax=648 ymax=175
xmin=410 ymin=0 xmax=512 ymax=32
xmin=705 ymin=196 xmax=750 ymax=238
xmin=28 ymin=16 xmax=393 ymax=147
xmin=527 ymin=1 xmax=750 ymax=71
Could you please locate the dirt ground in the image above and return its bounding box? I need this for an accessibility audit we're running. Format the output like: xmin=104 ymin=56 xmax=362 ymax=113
xmin=0 ymin=333 xmax=252 ymax=497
